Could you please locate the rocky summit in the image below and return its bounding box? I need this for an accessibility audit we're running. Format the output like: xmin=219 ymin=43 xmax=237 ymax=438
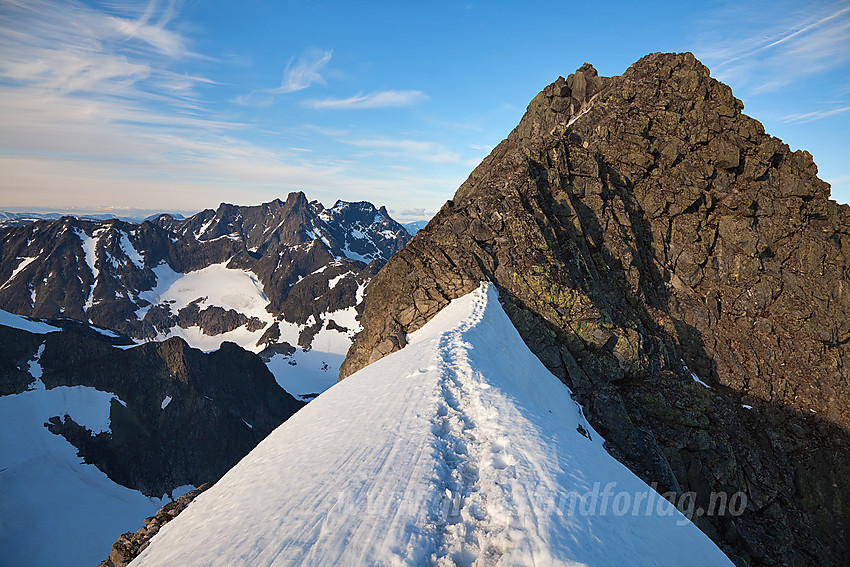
xmin=342 ymin=52 xmax=850 ymax=566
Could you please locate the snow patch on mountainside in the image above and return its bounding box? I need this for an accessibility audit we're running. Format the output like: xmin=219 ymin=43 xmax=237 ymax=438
xmin=119 ymin=231 xmax=145 ymax=268
xmin=75 ymin=227 xmax=105 ymax=312
xmin=139 ymin=262 xmax=269 ymax=316
xmin=130 ymin=283 xmax=733 ymax=566
xmin=137 ymin=261 xmax=274 ymax=352
xmin=1 ymin=256 xmax=37 ymax=290
xmin=0 ymin=376 xmax=162 ymax=567
xmin=262 ymin=305 xmax=361 ymax=401
xmin=262 ymin=279 xmax=366 ymax=399
xmin=265 ymin=350 xmax=344 ymax=401
xmin=159 ymin=324 xmax=261 ymax=353
xmin=27 ymin=342 xmax=46 ymax=379
xmin=0 ymin=309 xmax=59 ymax=334
xmin=310 ymin=304 xmax=362 ymax=354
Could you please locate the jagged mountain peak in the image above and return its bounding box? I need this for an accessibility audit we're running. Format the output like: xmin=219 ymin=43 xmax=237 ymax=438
xmin=0 ymin=194 xmax=410 ymax=350
xmin=341 ymin=52 xmax=850 ymax=565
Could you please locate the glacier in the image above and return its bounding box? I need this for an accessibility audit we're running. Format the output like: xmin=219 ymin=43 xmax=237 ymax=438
xmin=131 ymin=283 xmax=733 ymax=566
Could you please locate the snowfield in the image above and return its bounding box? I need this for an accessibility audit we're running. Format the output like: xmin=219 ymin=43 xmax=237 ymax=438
xmin=0 ymin=362 xmax=180 ymax=567
xmin=0 ymin=310 xmax=195 ymax=567
xmin=131 ymin=283 xmax=733 ymax=566
xmin=0 ymin=309 xmax=59 ymax=334
xmin=136 ymin=261 xmax=275 ymax=351
xmin=264 ymin=349 xmax=344 ymax=401
xmin=133 ymin=261 xmax=356 ymax=397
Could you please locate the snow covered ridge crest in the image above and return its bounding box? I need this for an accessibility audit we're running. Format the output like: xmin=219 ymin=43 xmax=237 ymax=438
xmin=130 ymin=283 xmax=734 ymax=566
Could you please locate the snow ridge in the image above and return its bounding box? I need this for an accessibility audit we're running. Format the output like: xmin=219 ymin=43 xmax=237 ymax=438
xmin=429 ymin=288 xmax=512 ymax=564
xmin=130 ymin=283 xmax=733 ymax=567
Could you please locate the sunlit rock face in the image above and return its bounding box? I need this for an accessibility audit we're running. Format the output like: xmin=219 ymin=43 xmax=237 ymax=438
xmin=342 ymin=52 xmax=850 ymax=565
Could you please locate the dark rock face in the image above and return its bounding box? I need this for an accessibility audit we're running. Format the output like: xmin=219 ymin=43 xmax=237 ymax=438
xmin=342 ymin=53 xmax=850 ymax=566
xmin=98 ymin=483 xmax=212 ymax=567
xmin=1 ymin=321 xmax=303 ymax=497
xmin=0 ymin=193 xmax=410 ymax=346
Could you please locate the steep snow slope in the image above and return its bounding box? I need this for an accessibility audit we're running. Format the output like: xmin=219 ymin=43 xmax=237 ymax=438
xmin=0 ymin=310 xmax=181 ymax=567
xmin=0 ymin=357 xmax=184 ymax=567
xmin=0 ymin=309 xmax=299 ymax=567
xmin=131 ymin=283 xmax=732 ymax=566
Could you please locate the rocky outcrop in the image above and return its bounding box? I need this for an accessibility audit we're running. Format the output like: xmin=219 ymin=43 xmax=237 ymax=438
xmin=176 ymin=299 xmax=265 ymax=335
xmin=98 ymin=483 xmax=212 ymax=567
xmin=342 ymin=53 xmax=850 ymax=566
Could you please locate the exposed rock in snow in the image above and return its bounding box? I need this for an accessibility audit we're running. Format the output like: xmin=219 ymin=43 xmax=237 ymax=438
xmin=98 ymin=484 xmax=212 ymax=567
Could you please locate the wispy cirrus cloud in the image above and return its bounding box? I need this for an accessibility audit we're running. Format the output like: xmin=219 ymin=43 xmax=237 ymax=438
xmin=344 ymin=137 xmax=459 ymax=163
xmin=783 ymin=105 xmax=850 ymax=123
xmin=107 ymin=0 xmax=187 ymax=58
xmin=305 ymin=90 xmax=427 ymax=110
xmin=0 ymin=0 xmax=215 ymax=126
xmin=232 ymin=48 xmax=332 ymax=106
xmin=274 ymin=49 xmax=333 ymax=94
xmin=694 ymin=1 xmax=850 ymax=97
xmin=0 ymin=1 xmax=458 ymax=218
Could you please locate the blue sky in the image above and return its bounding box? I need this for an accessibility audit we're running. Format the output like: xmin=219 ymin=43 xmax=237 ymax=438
xmin=1 ymin=0 xmax=848 ymax=222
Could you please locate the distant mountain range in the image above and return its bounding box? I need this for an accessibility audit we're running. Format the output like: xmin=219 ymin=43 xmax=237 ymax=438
xmin=402 ymin=220 xmax=429 ymax=234
xmin=0 ymin=193 xmax=410 ymax=356
xmin=0 ymin=210 xmax=190 ymax=228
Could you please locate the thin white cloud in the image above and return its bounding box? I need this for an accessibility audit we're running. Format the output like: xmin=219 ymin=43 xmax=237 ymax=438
xmin=694 ymin=1 xmax=850 ymax=94
xmin=714 ymin=5 xmax=850 ymax=70
xmin=0 ymin=0 xmax=207 ymax=101
xmin=305 ymin=90 xmax=427 ymax=110
xmin=231 ymin=91 xmax=276 ymax=107
xmin=826 ymin=173 xmax=850 ymax=198
xmin=232 ymin=48 xmax=332 ymax=106
xmin=298 ymin=124 xmax=351 ymax=137
xmin=273 ymin=49 xmax=333 ymax=94
xmin=345 ymin=137 xmax=459 ymax=163
xmin=783 ymin=105 xmax=850 ymax=123
xmin=108 ymin=0 xmax=187 ymax=58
